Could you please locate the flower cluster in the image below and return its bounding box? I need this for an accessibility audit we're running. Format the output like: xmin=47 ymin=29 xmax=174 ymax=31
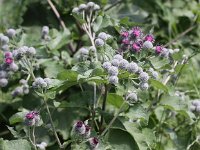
xmin=72 ymin=2 xmax=100 ymax=14
xmin=72 ymin=120 xmax=99 ymax=149
xmin=12 ymin=79 xmax=29 ymax=97
xmin=190 ymin=100 xmax=200 ymax=113
xmin=120 ymin=26 xmax=179 ymax=58
xmin=0 ymin=29 xmax=16 ymax=51
xmin=13 ymin=46 xmax=36 ymax=60
xmin=32 ymin=77 xmax=51 ymax=89
xmin=0 ymin=51 xmax=19 ymax=87
xmin=102 ymin=54 xmax=151 ymax=90
xmin=24 ymin=111 xmax=40 ymax=126
xmin=95 ymin=32 xmax=112 ymax=47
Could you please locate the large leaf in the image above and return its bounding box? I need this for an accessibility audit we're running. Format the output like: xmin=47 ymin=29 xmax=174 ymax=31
xmin=123 ymin=122 xmax=156 ymax=150
xmin=107 ymin=128 xmax=139 ymax=150
xmin=0 ymin=139 xmax=31 ymax=150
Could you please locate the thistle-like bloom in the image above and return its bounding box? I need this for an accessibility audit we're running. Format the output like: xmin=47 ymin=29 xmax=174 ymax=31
xmin=25 ymin=111 xmax=40 ymax=126
xmin=126 ymin=92 xmax=138 ymax=104
xmin=89 ymin=137 xmax=99 ymax=149
xmin=155 ymin=45 xmax=163 ymax=54
xmin=121 ymin=31 xmax=129 ymax=38
xmin=131 ymin=27 xmax=142 ymax=38
xmin=84 ymin=125 xmax=91 ymax=138
xmin=5 ymin=57 xmax=13 ymax=65
xmin=73 ymin=121 xmax=86 ymax=135
xmin=144 ymin=34 xmax=155 ymax=43
xmin=132 ymin=42 xmax=142 ymax=52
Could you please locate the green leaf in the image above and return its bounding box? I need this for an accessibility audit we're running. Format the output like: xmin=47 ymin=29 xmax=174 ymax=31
xmin=107 ymin=128 xmax=139 ymax=150
xmin=149 ymin=57 xmax=169 ymax=69
xmin=107 ymin=93 xmax=128 ymax=109
xmin=0 ymin=138 xmax=31 ymax=150
xmin=123 ymin=122 xmax=155 ymax=150
xmin=47 ymin=29 xmax=71 ymax=51
xmin=57 ymin=70 xmax=78 ymax=80
xmin=9 ymin=112 xmax=26 ymax=125
xmin=150 ymin=79 xmax=168 ymax=92
xmin=93 ymin=15 xmax=103 ymax=32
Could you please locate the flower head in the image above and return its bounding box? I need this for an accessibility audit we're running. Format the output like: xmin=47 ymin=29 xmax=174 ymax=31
xmin=132 ymin=42 xmax=142 ymax=52
xmin=144 ymin=34 xmax=155 ymax=43
xmin=155 ymin=45 xmax=164 ymax=54
xmin=5 ymin=57 xmax=13 ymax=65
xmin=131 ymin=27 xmax=142 ymax=38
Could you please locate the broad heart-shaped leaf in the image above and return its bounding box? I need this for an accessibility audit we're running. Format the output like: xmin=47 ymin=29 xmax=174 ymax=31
xmin=57 ymin=70 xmax=79 ymax=80
xmin=150 ymin=79 xmax=168 ymax=93
xmin=107 ymin=93 xmax=128 ymax=109
xmin=0 ymin=138 xmax=31 ymax=150
xmin=123 ymin=122 xmax=155 ymax=150
xmin=9 ymin=112 xmax=26 ymax=125
xmin=107 ymin=128 xmax=139 ymax=150
xmin=39 ymin=58 xmax=65 ymax=78
xmin=149 ymin=56 xmax=169 ymax=69
xmin=47 ymin=28 xmax=71 ymax=51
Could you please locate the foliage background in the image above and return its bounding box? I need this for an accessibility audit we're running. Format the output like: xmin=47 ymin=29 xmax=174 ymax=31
xmin=0 ymin=0 xmax=200 ymax=149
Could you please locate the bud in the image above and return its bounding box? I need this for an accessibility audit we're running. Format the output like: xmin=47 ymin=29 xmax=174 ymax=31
xmin=113 ymin=54 xmax=123 ymax=60
xmin=7 ymin=29 xmax=16 ymax=38
xmin=12 ymin=87 xmax=23 ymax=97
xmin=93 ymin=4 xmax=100 ymax=11
xmin=126 ymin=92 xmax=138 ymax=104
xmin=0 ymin=71 xmax=7 ymax=78
xmin=84 ymin=125 xmax=91 ymax=138
xmin=89 ymin=137 xmax=99 ymax=149
xmin=42 ymin=26 xmax=49 ymax=35
xmin=95 ymin=38 xmax=104 ymax=47
xmin=108 ymin=76 xmax=118 ymax=85
xmin=111 ymin=59 xmax=120 ymax=67
xmin=79 ymin=4 xmax=87 ymax=11
xmin=80 ymin=47 xmax=89 ymax=56
xmin=9 ymin=63 xmax=18 ymax=72
xmin=87 ymin=2 xmax=95 ymax=9
xmin=139 ymin=72 xmax=149 ymax=82
xmin=0 ymin=35 xmax=9 ymax=45
xmin=72 ymin=7 xmax=80 ymax=14
xmin=108 ymin=66 xmax=118 ymax=76
xmin=27 ymin=47 xmax=36 ymax=56
xmin=127 ymin=62 xmax=138 ymax=73
xmin=1 ymin=45 xmax=9 ymax=51
xmin=98 ymin=32 xmax=108 ymax=41
xmin=151 ymin=71 xmax=159 ymax=79
xmin=143 ymin=41 xmax=153 ymax=49
xmin=139 ymin=82 xmax=149 ymax=90
xmin=4 ymin=51 xmax=12 ymax=58
xmin=102 ymin=62 xmax=111 ymax=70
xmin=73 ymin=121 xmax=86 ymax=135
xmin=0 ymin=78 xmax=8 ymax=87
xmin=25 ymin=111 xmax=40 ymax=126
xmin=119 ymin=59 xmax=129 ymax=70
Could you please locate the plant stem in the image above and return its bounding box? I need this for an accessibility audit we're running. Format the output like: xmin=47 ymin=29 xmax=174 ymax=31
xmin=43 ymin=96 xmax=63 ymax=149
xmin=47 ymin=0 xmax=66 ymax=30
xmin=28 ymin=127 xmax=37 ymax=150
xmin=32 ymin=126 xmax=37 ymax=150
xmin=100 ymin=101 xmax=126 ymax=136
xmin=100 ymin=84 xmax=109 ymax=132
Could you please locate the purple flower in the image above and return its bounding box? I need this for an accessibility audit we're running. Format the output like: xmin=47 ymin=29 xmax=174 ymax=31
xmin=4 ymin=51 xmax=13 ymax=58
xmin=5 ymin=57 xmax=13 ymax=65
xmin=131 ymin=27 xmax=142 ymax=38
xmin=73 ymin=121 xmax=86 ymax=135
xmin=121 ymin=31 xmax=129 ymax=38
xmin=25 ymin=111 xmax=40 ymax=126
xmin=132 ymin=42 xmax=142 ymax=52
xmin=84 ymin=125 xmax=91 ymax=138
xmin=155 ymin=45 xmax=164 ymax=54
xmin=89 ymin=137 xmax=99 ymax=149
xmin=144 ymin=34 xmax=155 ymax=43
xmin=122 ymin=38 xmax=130 ymax=45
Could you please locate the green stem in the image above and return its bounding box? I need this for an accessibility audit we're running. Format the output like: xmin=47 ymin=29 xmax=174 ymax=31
xmin=43 ymin=96 xmax=63 ymax=149
xmin=100 ymin=101 xmax=126 ymax=136
xmin=32 ymin=126 xmax=37 ymax=150
xmin=100 ymin=84 xmax=109 ymax=132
